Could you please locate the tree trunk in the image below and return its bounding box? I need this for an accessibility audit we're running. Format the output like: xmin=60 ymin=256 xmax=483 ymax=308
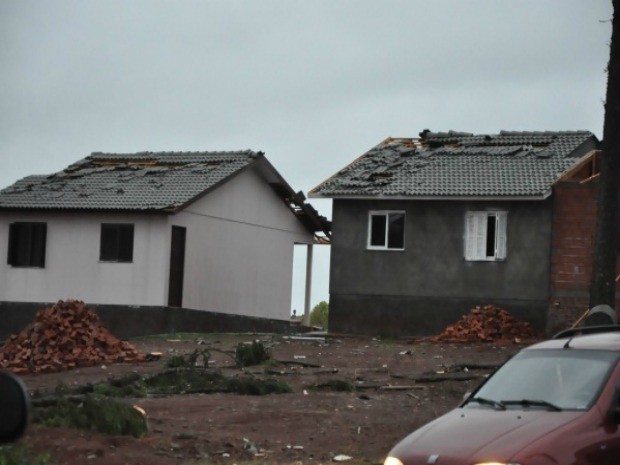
xmin=590 ymin=0 xmax=620 ymax=309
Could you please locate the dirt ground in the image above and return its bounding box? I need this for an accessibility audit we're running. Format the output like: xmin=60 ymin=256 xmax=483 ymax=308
xmin=15 ymin=333 xmax=531 ymax=465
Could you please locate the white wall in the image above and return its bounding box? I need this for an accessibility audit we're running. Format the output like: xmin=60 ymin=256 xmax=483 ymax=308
xmin=0 ymin=166 xmax=315 ymax=320
xmin=0 ymin=212 xmax=169 ymax=305
xmin=172 ymin=167 xmax=314 ymax=320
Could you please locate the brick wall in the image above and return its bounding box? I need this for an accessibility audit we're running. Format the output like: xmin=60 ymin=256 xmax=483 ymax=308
xmin=548 ymin=182 xmax=620 ymax=333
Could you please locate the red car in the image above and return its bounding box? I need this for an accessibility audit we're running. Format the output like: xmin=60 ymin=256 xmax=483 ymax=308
xmin=384 ymin=326 xmax=620 ymax=465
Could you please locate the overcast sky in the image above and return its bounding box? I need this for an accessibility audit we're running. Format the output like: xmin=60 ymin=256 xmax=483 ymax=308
xmin=0 ymin=1 xmax=614 ymax=313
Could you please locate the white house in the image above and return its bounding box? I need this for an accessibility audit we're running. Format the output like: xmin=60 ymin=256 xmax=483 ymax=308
xmin=0 ymin=150 xmax=330 ymax=336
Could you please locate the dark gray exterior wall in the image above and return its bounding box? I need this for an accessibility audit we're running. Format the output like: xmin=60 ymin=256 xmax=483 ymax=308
xmin=328 ymin=198 xmax=554 ymax=337
xmin=0 ymin=301 xmax=293 ymax=341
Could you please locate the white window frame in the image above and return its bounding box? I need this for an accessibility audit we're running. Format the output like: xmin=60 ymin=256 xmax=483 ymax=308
xmin=367 ymin=210 xmax=405 ymax=251
xmin=464 ymin=211 xmax=507 ymax=261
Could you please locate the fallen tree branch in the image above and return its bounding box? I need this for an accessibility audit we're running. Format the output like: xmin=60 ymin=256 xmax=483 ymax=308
xmin=274 ymin=359 xmax=321 ymax=368
xmin=391 ymin=372 xmax=482 ymax=383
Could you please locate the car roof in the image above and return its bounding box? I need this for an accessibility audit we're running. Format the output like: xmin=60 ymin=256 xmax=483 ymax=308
xmin=528 ymin=330 xmax=620 ymax=352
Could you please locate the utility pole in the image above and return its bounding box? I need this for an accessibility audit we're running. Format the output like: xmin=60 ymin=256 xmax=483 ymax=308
xmin=590 ymin=0 xmax=620 ymax=309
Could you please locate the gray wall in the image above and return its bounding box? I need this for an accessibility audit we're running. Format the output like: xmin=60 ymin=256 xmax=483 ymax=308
xmin=0 ymin=301 xmax=293 ymax=341
xmin=329 ymin=198 xmax=553 ymax=337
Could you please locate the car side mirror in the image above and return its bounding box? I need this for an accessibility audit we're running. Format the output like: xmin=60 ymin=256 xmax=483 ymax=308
xmin=0 ymin=371 xmax=29 ymax=443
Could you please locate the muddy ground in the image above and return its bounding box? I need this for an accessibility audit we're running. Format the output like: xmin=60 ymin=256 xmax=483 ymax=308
xmin=15 ymin=333 xmax=531 ymax=465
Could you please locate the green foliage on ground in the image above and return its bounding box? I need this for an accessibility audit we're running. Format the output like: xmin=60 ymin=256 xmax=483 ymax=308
xmin=142 ymin=369 xmax=291 ymax=395
xmin=309 ymin=301 xmax=329 ymax=328
xmin=32 ymin=395 xmax=148 ymax=438
xmin=166 ymin=354 xmax=190 ymax=368
xmin=74 ymin=368 xmax=292 ymax=398
xmin=235 ymin=341 xmax=270 ymax=367
xmin=0 ymin=444 xmax=54 ymax=465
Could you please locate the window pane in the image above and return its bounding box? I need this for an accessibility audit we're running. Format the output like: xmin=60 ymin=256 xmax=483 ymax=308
xmin=118 ymin=225 xmax=134 ymax=262
xmin=30 ymin=223 xmax=47 ymax=267
xmin=486 ymin=214 xmax=496 ymax=257
xmin=387 ymin=213 xmax=405 ymax=249
xmin=370 ymin=215 xmax=387 ymax=247
xmin=100 ymin=225 xmax=119 ymax=261
xmin=100 ymin=224 xmax=134 ymax=262
xmin=8 ymin=222 xmax=46 ymax=267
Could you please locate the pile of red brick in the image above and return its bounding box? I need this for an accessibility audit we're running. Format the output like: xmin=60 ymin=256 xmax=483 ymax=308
xmin=431 ymin=304 xmax=540 ymax=343
xmin=0 ymin=300 xmax=145 ymax=374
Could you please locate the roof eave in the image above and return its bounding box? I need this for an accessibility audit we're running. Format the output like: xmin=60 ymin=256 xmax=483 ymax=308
xmin=308 ymin=192 xmax=552 ymax=201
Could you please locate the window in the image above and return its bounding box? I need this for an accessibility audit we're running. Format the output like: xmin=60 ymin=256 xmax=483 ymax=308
xmin=100 ymin=224 xmax=134 ymax=262
xmin=368 ymin=211 xmax=405 ymax=250
xmin=464 ymin=211 xmax=507 ymax=261
xmin=7 ymin=222 xmax=47 ymax=267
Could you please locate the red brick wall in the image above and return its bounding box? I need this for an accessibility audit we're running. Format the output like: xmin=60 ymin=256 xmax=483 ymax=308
xmin=548 ymin=182 xmax=620 ymax=333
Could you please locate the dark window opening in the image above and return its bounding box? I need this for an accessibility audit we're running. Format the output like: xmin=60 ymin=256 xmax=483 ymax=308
xmin=370 ymin=215 xmax=387 ymax=247
xmin=486 ymin=215 xmax=497 ymax=257
xmin=387 ymin=213 xmax=405 ymax=249
xmin=7 ymin=222 xmax=47 ymax=268
xmin=369 ymin=212 xmax=405 ymax=250
xmin=100 ymin=224 xmax=134 ymax=262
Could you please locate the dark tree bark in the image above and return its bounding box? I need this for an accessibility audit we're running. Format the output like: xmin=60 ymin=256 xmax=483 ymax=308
xmin=590 ymin=0 xmax=620 ymax=308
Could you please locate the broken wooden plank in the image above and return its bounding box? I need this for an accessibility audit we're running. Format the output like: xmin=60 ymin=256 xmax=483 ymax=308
xmin=379 ymin=385 xmax=427 ymax=391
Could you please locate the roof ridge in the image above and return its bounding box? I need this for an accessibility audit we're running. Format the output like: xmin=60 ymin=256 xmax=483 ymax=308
xmin=89 ymin=149 xmax=257 ymax=157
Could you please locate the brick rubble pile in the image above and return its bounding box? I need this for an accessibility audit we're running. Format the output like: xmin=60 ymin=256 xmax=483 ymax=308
xmin=0 ymin=300 xmax=145 ymax=374
xmin=431 ymin=304 xmax=540 ymax=343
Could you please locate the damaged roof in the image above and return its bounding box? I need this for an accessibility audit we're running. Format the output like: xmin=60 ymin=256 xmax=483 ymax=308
xmin=309 ymin=130 xmax=598 ymax=199
xmin=0 ymin=151 xmax=260 ymax=211
xmin=0 ymin=150 xmax=331 ymax=238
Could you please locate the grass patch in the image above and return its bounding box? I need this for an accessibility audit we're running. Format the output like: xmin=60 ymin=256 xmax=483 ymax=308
xmin=81 ymin=369 xmax=292 ymax=398
xmin=143 ymin=369 xmax=292 ymax=396
xmin=0 ymin=444 xmax=54 ymax=465
xmin=32 ymin=394 xmax=148 ymax=438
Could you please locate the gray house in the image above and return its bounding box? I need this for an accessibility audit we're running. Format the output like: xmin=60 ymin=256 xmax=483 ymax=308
xmin=0 ymin=150 xmax=330 ymax=338
xmin=309 ymin=130 xmax=598 ymax=337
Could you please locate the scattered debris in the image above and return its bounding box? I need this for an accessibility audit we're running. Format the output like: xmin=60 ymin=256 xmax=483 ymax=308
xmin=430 ymin=305 xmax=540 ymax=343
xmin=333 ymin=454 xmax=352 ymax=461
xmin=379 ymin=385 xmax=426 ymax=391
xmin=0 ymin=300 xmax=144 ymax=373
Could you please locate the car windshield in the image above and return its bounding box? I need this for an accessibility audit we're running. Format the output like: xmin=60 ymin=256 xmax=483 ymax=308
xmin=468 ymin=349 xmax=618 ymax=411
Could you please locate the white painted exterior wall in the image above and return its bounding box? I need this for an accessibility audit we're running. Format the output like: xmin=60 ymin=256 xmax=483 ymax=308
xmin=169 ymin=167 xmax=314 ymax=320
xmin=0 ymin=212 xmax=169 ymax=306
xmin=0 ymin=165 xmax=315 ymax=321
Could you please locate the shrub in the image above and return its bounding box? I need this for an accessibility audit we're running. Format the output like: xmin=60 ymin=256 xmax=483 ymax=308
xmin=310 ymin=301 xmax=329 ymax=329
xmin=235 ymin=341 xmax=270 ymax=367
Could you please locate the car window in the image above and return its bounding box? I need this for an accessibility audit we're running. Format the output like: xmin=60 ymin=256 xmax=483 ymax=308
xmin=469 ymin=349 xmax=618 ymax=411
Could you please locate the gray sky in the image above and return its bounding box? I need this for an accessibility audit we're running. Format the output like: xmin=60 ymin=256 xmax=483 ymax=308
xmin=0 ymin=0 xmax=614 ymax=313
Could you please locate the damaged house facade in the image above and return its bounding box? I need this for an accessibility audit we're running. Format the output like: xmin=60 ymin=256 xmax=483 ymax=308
xmin=310 ymin=130 xmax=601 ymax=337
xmin=0 ymin=151 xmax=330 ymax=338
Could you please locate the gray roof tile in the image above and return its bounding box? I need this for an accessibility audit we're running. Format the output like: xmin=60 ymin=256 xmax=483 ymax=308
xmin=312 ymin=130 xmax=596 ymax=198
xmin=0 ymin=150 xmax=260 ymax=211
